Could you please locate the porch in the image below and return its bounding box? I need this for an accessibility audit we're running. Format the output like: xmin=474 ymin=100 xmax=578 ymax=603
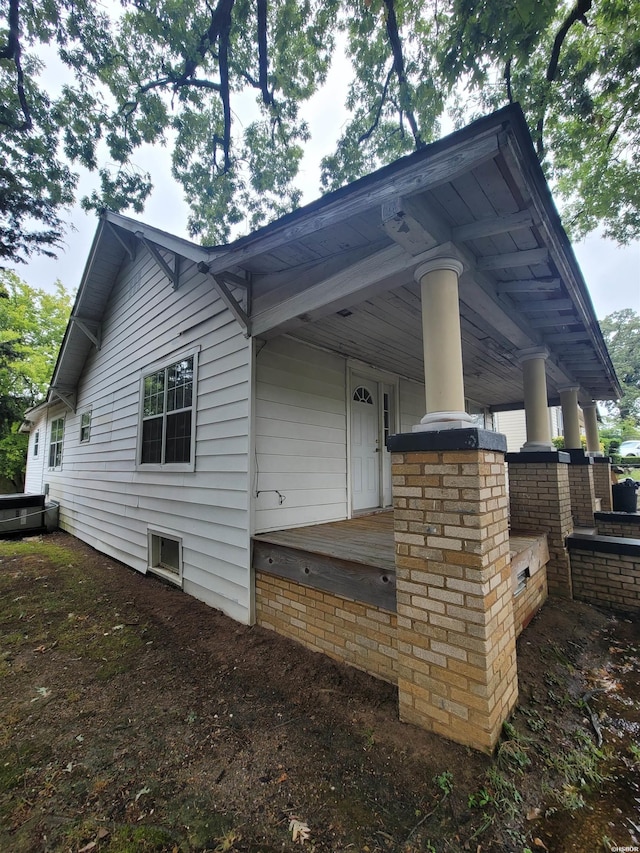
xmin=253 ymin=511 xmax=549 ymax=684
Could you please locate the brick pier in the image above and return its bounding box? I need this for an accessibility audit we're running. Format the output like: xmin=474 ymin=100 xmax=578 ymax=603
xmin=388 ymin=428 xmax=518 ymax=753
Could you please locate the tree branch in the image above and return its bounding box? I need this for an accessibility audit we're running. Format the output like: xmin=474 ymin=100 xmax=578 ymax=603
xmin=216 ymin=1 xmax=233 ymax=172
xmin=535 ymin=116 xmax=545 ymax=160
xmin=0 ymin=0 xmax=19 ymax=60
xmin=256 ymin=0 xmax=274 ymax=106
xmin=0 ymin=0 xmax=32 ymax=132
xmin=547 ymin=0 xmax=592 ymax=82
xmin=504 ymin=58 xmax=514 ymax=104
xmin=116 ymin=0 xmax=238 ymax=172
xmin=382 ymin=0 xmax=424 ymax=149
xmin=358 ymin=65 xmax=394 ymax=144
xmin=606 ymin=101 xmax=632 ymax=150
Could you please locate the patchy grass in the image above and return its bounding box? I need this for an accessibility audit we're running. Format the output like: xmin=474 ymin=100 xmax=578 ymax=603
xmin=0 ymin=533 xmax=638 ymax=852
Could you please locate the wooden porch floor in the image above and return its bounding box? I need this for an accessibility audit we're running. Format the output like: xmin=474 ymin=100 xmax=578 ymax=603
xmin=253 ymin=511 xmax=543 ymax=573
xmin=254 ymin=512 xmax=396 ymax=572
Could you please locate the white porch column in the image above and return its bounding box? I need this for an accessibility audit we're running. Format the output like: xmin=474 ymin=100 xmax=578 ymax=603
xmin=583 ymin=403 xmax=602 ymax=455
xmin=559 ymin=385 xmax=581 ymax=450
xmin=414 ymin=258 xmax=473 ymax=431
xmin=519 ymin=347 xmax=553 ymax=451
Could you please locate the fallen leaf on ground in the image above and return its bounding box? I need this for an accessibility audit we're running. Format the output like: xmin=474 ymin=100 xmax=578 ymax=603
xmin=289 ymin=817 xmax=311 ymax=844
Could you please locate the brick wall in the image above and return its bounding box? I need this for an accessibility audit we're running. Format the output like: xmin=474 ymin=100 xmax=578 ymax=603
xmin=569 ymin=537 xmax=640 ymax=613
xmin=507 ymin=455 xmax=573 ymax=598
xmin=256 ymin=553 xmax=545 ymax=689
xmin=567 ymin=463 xmax=596 ymax=528
xmin=592 ymin=460 xmax=613 ymax=512
xmin=595 ymin=512 xmax=640 ymax=538
xmin=390 ymin=437 xmax=518 ymax=753
xmin=513 ymin=570 xmax=547 ymax=636
xmin=255 ymin=572 xmax=398 ymax=684
xmin=510 ymin=533 xmax=549 ymax=636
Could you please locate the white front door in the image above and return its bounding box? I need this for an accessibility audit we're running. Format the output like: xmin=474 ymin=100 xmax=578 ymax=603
xmin=351 ymin=378 xmax=380 ymax=511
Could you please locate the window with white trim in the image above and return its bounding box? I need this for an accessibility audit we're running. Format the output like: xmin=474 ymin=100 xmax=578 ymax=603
xmin=48 ymin=418 xmax=64 ymax=468
xmin=33 ymin=429 xmax=40 ymax=457
xmin=140 ymin=354 xmax=195 ymax=467
xmin=80 ymin=410 xmax=92 ymax=443
xmin=148 ymin=529 xmax=183 ymax=585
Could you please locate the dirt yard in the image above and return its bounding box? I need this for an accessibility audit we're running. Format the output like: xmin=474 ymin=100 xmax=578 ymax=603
xmin=0 ymin=532 xmax=638 ymax=853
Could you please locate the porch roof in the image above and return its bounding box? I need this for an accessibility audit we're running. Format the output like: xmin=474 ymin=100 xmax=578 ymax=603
xmin=215 ymin=103 xmax=619 ymax=409
xmin=43 ymin=102 xmax=619 ymax=414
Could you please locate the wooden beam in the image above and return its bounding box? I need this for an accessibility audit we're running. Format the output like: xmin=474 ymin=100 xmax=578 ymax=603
xmin=251 ymin=243 xmax=415 ymax=337
xmin=453 ymin=210 xmax=534 ymax=242
xmin=137 ymin=233 xmax=178 ymax=286
xmin=477 ymin=248 xmax=550 ymax=271
xmin=381 ymin=198 xmax=439 ymax=255
xmin=529 ymin=315 xmax=578 ymax=329
xmin=198 ymin=263 xmax=250 ymax=334
xmin=49 ymin=389 xmax=76 ymax=412
xmin=252 ymin=541 xmax=397 ymax=612
xmin=173 ymin=254 xmax=180 ymax=290
xmin=71 ymin=317 xmax=102 ymax=350
xmin=220 ymin=270 xmax=250 ymax=289
xmin=105 ymin=220 xmax=135 ymax=260
xmin=544 ymin=331 xmax=592 ymax=343
xmin=491 ymin=401 xmax=526 ymax=412
xmin=458 ymin=272 xmax=533 ymax=350
xmin=496 ymin=278 xmax=560 ymax=294
xmin=522 ymin=299 xmax=574 ymax=313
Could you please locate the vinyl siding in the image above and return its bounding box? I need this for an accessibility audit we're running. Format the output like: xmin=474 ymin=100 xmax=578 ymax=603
xmin=24 ymin=419 xmax=47 ymax=494
xmin=26 ymin=245 xmax=252 ymax=624
xmin=398 ymin=378 xmax=425 ymax=433
xmin=254 ymin=338 xmax=348 ymax=531
xmin=253 ymin=338 xmax=428 ymax=533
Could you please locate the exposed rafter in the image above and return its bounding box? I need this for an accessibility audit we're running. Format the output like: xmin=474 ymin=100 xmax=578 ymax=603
xmin=477 ymin=248 xmax=550 ymax=271
xmin=452 ymin=210 xmax=534 ymax=242
xmin=523 ymin=299 xmax=574 ymax=313
xmin=529 ymin=315 xmax=578 ymax=329
xmin=496 ymin=278 xmax=560 ymax=294
xmin=544 ymin=331 xmax=591 ymax=344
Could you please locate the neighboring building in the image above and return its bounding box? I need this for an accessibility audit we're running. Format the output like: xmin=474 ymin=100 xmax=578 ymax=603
xmin=494 ymin=405 xmax=590 ymax=452
xmin=23 ymin=104 xmax=619 ymax=628
xmin=494 ymin=407 xmax=562 ymax=453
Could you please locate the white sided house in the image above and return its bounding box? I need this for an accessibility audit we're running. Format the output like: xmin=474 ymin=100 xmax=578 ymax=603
xmin=23 ymin=105 xmax=622 ymax=752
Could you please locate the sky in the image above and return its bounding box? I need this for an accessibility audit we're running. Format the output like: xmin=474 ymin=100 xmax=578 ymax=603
xmin=9 ymin=33 xmax=640 ymax=321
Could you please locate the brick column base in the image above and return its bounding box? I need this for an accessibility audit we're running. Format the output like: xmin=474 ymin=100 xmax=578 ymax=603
xmin=506 ymin=451 xmax=573 ymax=598
xmin=592 ymin=457 xmax=613 ymax=512
xmin=388 ymin=429 xmax=518 ymax=753
xmin=567 ymin=452 xmax=596 ymax=528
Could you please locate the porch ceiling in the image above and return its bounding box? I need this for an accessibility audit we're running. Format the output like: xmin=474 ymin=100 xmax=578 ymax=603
xmin=215 ymin=105 xmax=619 ymax=409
